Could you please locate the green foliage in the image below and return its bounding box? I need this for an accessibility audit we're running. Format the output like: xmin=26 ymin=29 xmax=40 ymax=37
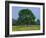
xmin=12 ymin=9 xmax=40 ymax=26
xmin=36 ymin=19 xmax=40 ymax=25
xmin=18 ymin=9 xmax=36 ymax=25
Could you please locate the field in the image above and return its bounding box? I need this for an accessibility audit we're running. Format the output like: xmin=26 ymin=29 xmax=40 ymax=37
xmin=12 ymin=25 xmax=40 ymax=31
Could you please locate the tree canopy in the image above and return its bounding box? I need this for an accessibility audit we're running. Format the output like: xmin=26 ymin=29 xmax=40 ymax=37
xmin=16 ymin=9 xmax=36 ymax=25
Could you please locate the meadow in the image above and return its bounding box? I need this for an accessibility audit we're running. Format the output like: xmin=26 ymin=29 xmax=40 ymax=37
xmin=12 ymin=25 xmax=40 ymax=31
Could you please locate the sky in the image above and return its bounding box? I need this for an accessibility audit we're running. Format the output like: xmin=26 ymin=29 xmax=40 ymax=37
xmin=12 ymin=6 xmax=40 ymax=20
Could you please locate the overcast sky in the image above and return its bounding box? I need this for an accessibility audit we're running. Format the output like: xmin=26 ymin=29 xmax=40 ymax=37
xmin=12 ymin=6 xmax=40 ymax=20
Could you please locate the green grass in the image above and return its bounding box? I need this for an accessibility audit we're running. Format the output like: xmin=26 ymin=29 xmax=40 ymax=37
xmin=12 ymin=25 xmax=40 ymax=31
